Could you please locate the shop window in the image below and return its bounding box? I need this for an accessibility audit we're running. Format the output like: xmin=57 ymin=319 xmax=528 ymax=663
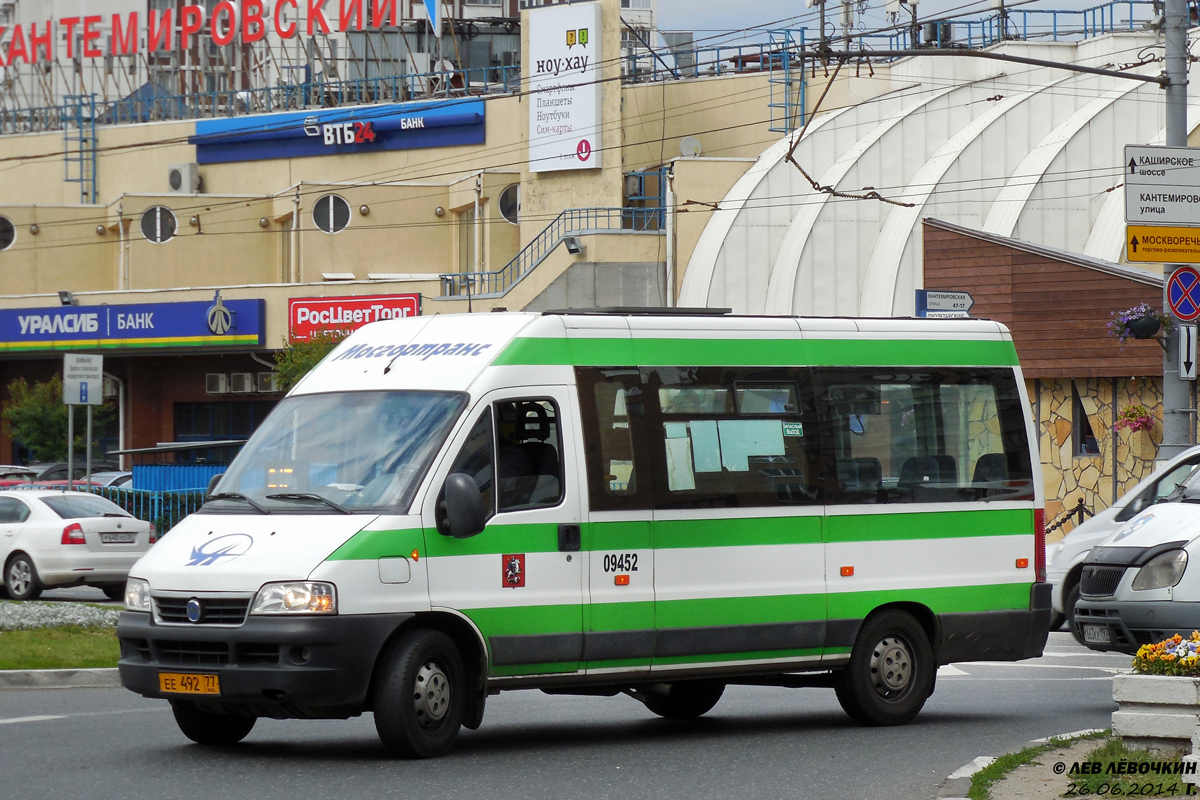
xmin=313 ymin=194 xmax=351 ymax=234
xmin=0 ymin=216 xmax=14 ymax=251
xmin=140 ymin=206 xmax=176 ymax=244
xmin=1073 ymin=384 xmax=1100 ymax=457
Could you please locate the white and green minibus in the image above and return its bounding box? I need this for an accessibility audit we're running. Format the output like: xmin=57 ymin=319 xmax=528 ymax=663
xmin=118 ymin=309 xmax=1050 ymax=757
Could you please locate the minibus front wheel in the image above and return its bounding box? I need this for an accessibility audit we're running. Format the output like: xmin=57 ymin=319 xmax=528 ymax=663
xmin=834 ymin=609 xmax=933 ymax=726
xmin=374 ymin=629 xmax=467 ymax=758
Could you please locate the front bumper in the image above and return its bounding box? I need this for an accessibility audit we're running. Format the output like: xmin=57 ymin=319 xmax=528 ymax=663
xmin=117 ymin=611 xmax=413 ymax=718
xmin=1074 ymin=599 xmax=1200 ymax=654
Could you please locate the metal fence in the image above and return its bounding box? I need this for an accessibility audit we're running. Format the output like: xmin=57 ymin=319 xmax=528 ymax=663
xmin=95 ymin=487 xmax=207 ymax=536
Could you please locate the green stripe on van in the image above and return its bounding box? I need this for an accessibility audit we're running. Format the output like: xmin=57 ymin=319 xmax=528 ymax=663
xmin=325 ymin=508 xmax=1030 ymax=562
xmin=827 ymin=582 xmax=1031 ymax=618
xmin=492 ymin=336 xmax=1019 ymax=368
xmin=824 ymin=508 xmax=1033 ymax=543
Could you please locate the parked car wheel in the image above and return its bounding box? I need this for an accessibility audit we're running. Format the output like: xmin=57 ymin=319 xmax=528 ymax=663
xmin=101 ymin=584 xmax=125 ymax=601
xmin=5 ymin=553 xmax=42 ymax=601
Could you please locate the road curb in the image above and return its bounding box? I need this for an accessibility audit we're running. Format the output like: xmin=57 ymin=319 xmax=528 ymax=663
xmin=936 ymin=729 xmax=1105 ymax=799
xmin=0 ymin=668 xmax=120 ymax=690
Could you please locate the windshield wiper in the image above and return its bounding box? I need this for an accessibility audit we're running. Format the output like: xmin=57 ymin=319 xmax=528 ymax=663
xmin=265 ymin=492 xmax=352 ymax=514
xmin=206 ymin=492 xmax=270 ymax=514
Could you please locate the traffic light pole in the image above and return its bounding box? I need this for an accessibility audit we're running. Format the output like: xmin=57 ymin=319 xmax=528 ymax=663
xmin=1161 ymin=0 xmax=1192 ymax=459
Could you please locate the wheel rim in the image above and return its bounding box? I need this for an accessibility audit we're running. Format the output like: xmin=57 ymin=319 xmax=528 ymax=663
xmin=868 ymin=634 xmax=914 ymax=699
xmin=411 ymin=659 xmax=451 ymax=728
xmin=8 ymin=560 xmax=31 ymax=596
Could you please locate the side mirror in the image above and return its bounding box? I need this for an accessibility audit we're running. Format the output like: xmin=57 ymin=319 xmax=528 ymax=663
xmin=206 ymin=473 xmax=224 ymax=500
xmin=442 ymin=472 xmax=487 ymax=539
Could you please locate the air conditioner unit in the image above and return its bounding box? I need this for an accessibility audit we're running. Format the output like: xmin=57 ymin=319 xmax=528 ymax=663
xmin=257 ymin=372 xmax=280 ymax=393
xmin=102 ymin=376 xmax=118 ymax=399
xmin=206 ymin=373 xmax=229 ymax=394
xmin=230 ymin=372 xmax=254 ymax=394
xmin=168 ymin=163 xmax=201 ymax=194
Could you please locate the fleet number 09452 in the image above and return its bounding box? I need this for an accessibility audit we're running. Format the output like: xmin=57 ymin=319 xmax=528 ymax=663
xmin=602 ymin=553 xmax=638 ymax=573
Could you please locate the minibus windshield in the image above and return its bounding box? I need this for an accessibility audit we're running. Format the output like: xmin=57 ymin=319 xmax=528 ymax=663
xmin=206 ymin=390 xmax=467 ymax=514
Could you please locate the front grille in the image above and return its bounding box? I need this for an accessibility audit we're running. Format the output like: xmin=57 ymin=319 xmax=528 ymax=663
xmin=155 ymin=597 xmax=250 ymax=626
xmin=1080 ymin=565 xmax=1126 ymax=597
xmin=238 ymin=643 xmax=280 ymax=665
xmin=157 ymin=640 xmax=230 ymax=666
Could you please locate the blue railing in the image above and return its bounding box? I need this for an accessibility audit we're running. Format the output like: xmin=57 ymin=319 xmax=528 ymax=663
xmin=439 ymin=206 xmax=663 ymax=299
xmin=95 ymin=487 xmax=206 ymax=536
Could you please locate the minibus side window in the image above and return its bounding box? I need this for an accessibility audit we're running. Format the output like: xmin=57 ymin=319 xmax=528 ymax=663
xmin=494 ymin=399 xmax=564 ymax=512
xmin=642 ymin=367 xmax=820 ymax=509
xmin=813 ymin=368 xmax=1034 ymax=504
xmin=575 ymin=368 xmax=652 ymax=511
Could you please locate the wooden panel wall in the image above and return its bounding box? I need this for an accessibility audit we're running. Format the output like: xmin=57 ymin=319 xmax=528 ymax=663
xmin=922 ymin=223 xmax=1163 ymax=379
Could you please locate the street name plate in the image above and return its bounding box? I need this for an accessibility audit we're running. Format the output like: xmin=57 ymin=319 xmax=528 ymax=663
xmin=1125 ymin=145 xmax=1200 ymax=225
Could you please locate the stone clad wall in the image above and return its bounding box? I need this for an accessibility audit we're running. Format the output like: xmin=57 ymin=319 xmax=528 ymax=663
xmin=1037 ymin=377 xmax=1164 ymax=540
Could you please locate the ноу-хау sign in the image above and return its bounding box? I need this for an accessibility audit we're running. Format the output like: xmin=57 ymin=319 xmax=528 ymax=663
xmin=527 ymin=1 xmax=602 ymax=174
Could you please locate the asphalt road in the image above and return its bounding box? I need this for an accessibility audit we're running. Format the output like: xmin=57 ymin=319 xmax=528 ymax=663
xmin=0 ymin=631 xmax=1127 ymax=800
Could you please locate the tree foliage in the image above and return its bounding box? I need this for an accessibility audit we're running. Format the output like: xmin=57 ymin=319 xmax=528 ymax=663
xmin=273 ymin=330 xmax=348 ymax=392
xmin=2 ymin=376 xmax=114 ymax=462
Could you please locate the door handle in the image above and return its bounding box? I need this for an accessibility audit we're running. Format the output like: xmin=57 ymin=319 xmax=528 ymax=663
xmin=557 ymin=524 xmax=580 ymax=552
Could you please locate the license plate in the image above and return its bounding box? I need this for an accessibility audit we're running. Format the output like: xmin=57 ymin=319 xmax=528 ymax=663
xmin=101 ymin=533 xmax=136 ymax=544
xmin=159 ymin=672 xmax=220 ymax=695
xmin=1082 ymin=624 xmax=1111 ymax=644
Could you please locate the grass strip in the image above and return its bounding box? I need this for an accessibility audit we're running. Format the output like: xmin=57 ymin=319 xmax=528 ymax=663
xmin=0 ymin=626 xmax=119 ymax=670
xmin=969 ymin=730 xmax=1108 ymax=800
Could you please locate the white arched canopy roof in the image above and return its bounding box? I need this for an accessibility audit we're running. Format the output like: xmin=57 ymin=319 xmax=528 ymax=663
xmin=679 ymin=34 xmax=1200 ymax=316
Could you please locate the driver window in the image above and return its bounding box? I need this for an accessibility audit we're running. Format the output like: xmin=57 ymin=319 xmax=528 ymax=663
xmin=495 ymin=399 xmax=564 ymax=512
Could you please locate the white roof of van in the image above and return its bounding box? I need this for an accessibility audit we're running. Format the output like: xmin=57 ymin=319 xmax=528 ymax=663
xmin=292 ymin=312 xmax=1018 ymax=396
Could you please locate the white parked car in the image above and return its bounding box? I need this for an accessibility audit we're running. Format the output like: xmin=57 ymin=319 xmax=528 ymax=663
xmin=0 ymin=490 xmax=154 ymax=601
xmin=1047 ymin=445 xmax=1200 ymax=642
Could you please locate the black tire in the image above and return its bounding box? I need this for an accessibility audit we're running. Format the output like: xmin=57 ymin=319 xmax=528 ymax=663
xmin=5 ymin=553 xmax=42 ymax=601
xmin=1048 ymin=610 xmax=1066 ymax=632
xmin=642 ymin=681 xmax=726 ymax=719
xmin=1066 ymin=584 xmax=1084 ymax=645
xmin=171 ymin=703 xmax=256 ymax=745
xmin=835 ymin=609 xmax=933 ymax=726
xmin=101 ymin=584 xmax=125 ymax=601
xmin=373 ymin=629 xmax=466 ymax=758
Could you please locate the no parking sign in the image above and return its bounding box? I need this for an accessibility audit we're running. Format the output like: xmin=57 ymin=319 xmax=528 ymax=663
xmin=1168 ymin=266 xmax=1200 ymax=322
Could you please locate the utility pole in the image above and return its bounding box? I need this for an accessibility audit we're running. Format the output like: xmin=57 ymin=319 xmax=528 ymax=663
xmin=1161 ymin=0 xmax=1192 ymax=459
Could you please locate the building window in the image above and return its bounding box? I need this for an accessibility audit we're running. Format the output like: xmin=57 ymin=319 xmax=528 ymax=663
xmin=0 ymin=216 xmax=15 ymax=251
xmin=313 ymin=194 xmax=351 ymax=234
xmin=622 ymin=0 xmax=653 ymax=8
xmin=1072 ymin=383 xmax=1100 ymax=457
xmin=499 ymin=184 xmax=519 ymax=225
xmin=465 ymin=0 xmax=502 ymax=5
xmin=141 ymin=206 xmax=177 ymax=244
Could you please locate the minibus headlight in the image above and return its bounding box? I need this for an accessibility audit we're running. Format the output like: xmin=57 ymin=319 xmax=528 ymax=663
xmin=125 ymin=578 xmax=151 ymax=612
xmin=250 ymin=582 xmax=337 ymax=614
xmin=1132 ymin=550 xmax=1188 ymax=591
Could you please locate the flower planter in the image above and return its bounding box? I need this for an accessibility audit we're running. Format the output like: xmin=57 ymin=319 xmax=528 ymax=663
xmin=1112 ymin=674 xmax=1200 ymax=758
xmin=1126 ymin=316 xmax=1163 ymax=339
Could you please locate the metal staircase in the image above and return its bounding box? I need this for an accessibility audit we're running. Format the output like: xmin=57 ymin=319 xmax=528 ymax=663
xmin=768 ymin=29 xmax=806 ymax=134
xmin=63 ymin=95 xmax=97 ymax=204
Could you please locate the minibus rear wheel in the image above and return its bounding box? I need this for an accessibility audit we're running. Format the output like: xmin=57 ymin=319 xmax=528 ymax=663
xmin=374 ymin=629 xmax=466 ymax=758
xmin=171 ymin=702 xmax=256 ymax=745
xmin=642 ymin=681 xmax=726 ymax=719
xmin=835 ymin=609 xmax=933 ymax=726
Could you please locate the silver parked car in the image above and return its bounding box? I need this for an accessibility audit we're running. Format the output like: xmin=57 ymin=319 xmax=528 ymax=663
xmin=1047 ymin=445 xmax=1200 ymax=642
